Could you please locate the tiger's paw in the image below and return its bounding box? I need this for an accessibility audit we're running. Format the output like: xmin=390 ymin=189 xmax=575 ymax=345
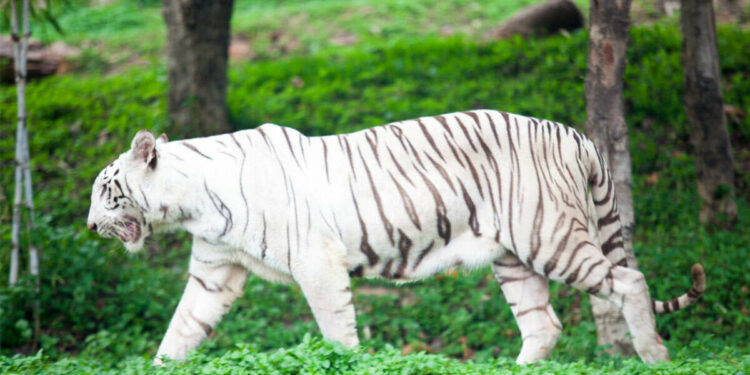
xmin=635 ymin=339 xmax=670 ymax=364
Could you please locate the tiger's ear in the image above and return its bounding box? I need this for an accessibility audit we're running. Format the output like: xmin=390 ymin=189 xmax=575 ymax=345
xmin=156 ymin=133 xmax=169 ymax=144
xmin=131 ymin=130 xmax=158 ymax=169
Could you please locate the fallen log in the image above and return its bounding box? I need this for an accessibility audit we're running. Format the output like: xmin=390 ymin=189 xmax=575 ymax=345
xmin=0 ymin=36 xmax=79 ymax=83
xmin=486 ymin=0 xmax=584 ymax=39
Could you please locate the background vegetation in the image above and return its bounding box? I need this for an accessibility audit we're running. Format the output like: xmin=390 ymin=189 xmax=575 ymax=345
xmin=1 ymin=0 xmax=749 ymax=373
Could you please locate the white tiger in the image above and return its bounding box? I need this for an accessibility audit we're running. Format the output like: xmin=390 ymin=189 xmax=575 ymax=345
xmin=87 ymin=110 xmax=705 ymax=365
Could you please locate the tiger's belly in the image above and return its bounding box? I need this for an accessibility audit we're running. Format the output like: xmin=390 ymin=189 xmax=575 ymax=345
xmin=347 ymin=229 xmax=505 ymax=281
xmin=341 ymin=195 xmax=506 ymax=281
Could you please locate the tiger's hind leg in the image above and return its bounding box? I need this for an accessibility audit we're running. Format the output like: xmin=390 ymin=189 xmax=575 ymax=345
xmin=492 ymin=253 xmax=562 ymax=364
xmin=541 ymin=240 xmax=669 ymax=364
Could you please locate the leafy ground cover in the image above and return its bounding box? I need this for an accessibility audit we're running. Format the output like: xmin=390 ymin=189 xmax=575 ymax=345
xmin=3 ymin=335 xmax=749 ymax=374
xmin=1 ymin=0 xmax=749 ymax=374
xmin=13 ymin=0 xmax=740 ymax=74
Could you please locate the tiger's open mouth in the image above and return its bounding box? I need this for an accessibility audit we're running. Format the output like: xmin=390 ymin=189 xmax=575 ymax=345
xmin=119 ymin=220 xmax=140 ymax=243
xmin=112 ymin=215 xmax=142 ymax=244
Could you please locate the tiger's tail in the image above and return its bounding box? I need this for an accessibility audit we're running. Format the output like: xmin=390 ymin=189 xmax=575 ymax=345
xmin=584 ymin=139 xmax=706 ymax=314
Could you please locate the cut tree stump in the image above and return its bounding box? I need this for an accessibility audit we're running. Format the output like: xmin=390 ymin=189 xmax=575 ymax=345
xmin=486 ymin=0 xmax=584 ymax=39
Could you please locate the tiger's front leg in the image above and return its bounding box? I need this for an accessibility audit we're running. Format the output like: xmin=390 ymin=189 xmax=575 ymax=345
xmin=291 ymin=236 xmax=359 ymax=348
xmin=155 ymin=241 xmax=248 ymax=364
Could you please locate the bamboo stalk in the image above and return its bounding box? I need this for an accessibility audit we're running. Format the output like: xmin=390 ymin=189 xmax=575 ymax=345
xmin=20 ymin=0 xmax=40 ymax=342
xmin=8 ymin=0 xmax=41 ymax=343
xmin=9 ymin=166 xmax=21 ymax=286
xmin=9 ymin=0 xmax=21 ymax=288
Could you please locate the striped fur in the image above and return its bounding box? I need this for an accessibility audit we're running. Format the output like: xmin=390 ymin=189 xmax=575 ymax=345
xmin=87 ymin=110 xmax=705 ymax=365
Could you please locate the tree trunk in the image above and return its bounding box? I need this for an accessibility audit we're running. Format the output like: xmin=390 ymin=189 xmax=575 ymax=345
xmin=486 ymin=0 xmax=584 ymax=39
xmin=681 ymin=0 xmax=737 ymax=225
xmin=162 ymin=0 xmax=234 ymax=137
xmin=584 ymin=0 xmax=638 ymax=357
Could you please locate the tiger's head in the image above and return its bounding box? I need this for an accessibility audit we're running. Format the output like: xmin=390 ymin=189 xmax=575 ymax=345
xmin=87 ymin=130 xmax=168 ymax=252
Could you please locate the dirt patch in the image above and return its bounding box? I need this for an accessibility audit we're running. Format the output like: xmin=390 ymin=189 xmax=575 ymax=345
xmin=329 ymin=32 xmax=359 ymax=47
xmin=355 ymin=285 xmax=417 ymax=307
xmin=229 ymin=35 xmax=255 ymax=61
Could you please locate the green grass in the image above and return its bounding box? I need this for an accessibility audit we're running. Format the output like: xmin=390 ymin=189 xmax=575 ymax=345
xmin=0 ymin=1 xmax=749 ymax=374
xmin=2 ymin=336 xmax=749 ymax=374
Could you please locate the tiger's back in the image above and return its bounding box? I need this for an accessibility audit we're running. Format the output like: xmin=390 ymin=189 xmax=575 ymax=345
xmin=254 ymin=110 xmax=598 ymax=282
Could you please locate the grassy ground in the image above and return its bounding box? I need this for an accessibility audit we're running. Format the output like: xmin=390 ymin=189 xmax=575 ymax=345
xmin=3 ymin=336 xmax=749 ymax=374
xmin=1 ymin=0 xmax=749 ymax=374
xmin=30 ymin=0 xmax=582 ymax=73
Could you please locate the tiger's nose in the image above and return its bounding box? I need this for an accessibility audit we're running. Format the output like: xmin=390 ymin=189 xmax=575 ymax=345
xmin=88 ymin=223 xmax=98 ymax=233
